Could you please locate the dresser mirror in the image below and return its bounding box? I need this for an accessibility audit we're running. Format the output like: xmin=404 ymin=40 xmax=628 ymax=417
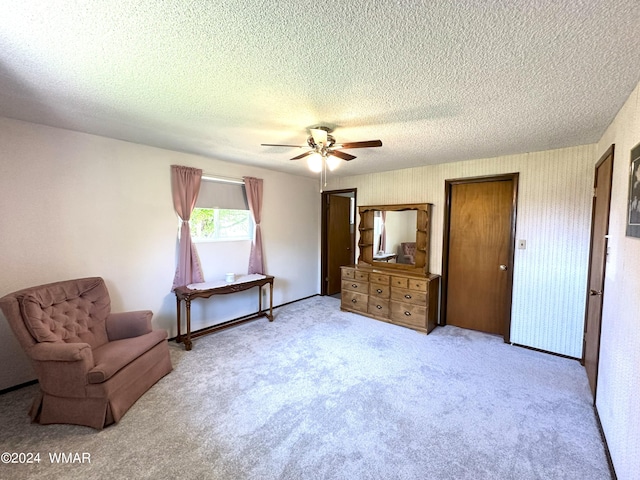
xmin=357 ymin=203 xmax=432 ymax=272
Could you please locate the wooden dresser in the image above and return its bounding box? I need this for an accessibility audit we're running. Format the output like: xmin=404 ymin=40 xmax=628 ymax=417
xmin=341 ymin=265 xmax=440 ymax=334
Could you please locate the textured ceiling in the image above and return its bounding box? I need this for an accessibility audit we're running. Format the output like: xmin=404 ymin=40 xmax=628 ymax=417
xmin=1 ymin=1 xmax=639 ymax=178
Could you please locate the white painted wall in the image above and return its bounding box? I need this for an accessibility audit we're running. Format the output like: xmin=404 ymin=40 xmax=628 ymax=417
xmin=594 ymin=80 xmax=640 ymax=480
xmin=327 ymin=145 xmax=595 ymax=358
xmin=0 ymin=117 xmax=320 ymax=390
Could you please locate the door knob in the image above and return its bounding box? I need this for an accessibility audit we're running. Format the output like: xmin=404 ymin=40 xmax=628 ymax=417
xmin=499 ymin=264 xmax=508 ymax=271
xmin=589 ymin=289 xmax=603 ymax=296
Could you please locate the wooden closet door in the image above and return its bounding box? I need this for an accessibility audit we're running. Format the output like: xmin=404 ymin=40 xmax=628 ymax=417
xmin=327 ymin=195 xmax=353 ymax=295
xmin=583 ymin=146 xmax=614 ymax=399
xmin=444 ymin=176 xmax=517 ymax=337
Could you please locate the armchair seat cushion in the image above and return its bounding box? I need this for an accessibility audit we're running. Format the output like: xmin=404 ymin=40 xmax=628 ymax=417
xmin=88 ymin=329 xmax=168 ymax=384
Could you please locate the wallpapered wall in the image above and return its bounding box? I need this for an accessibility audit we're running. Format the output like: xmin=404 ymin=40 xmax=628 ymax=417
xmin=326 ymin=144 xmax=595 ymax=358
xmin=0 ymin=117 xmax=321 ymax=390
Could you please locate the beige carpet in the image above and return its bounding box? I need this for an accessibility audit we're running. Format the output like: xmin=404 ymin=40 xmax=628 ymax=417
xmin=0 ymin=296 xmax=611 ymax=479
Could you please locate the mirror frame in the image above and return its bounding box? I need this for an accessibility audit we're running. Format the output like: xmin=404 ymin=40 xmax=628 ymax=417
xmin=357 ymin=203 xmax=432 ymax=273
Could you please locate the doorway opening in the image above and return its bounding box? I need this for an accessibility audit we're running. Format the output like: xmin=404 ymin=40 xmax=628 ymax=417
xmin=321 ymin=189 xmax=357 ymax=296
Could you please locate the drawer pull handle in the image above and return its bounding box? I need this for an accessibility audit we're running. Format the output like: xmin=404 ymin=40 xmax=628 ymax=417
xmin=376 ymin=288 xmax=383 ymax=294
xmin=352 ymin=284 xmax=358 ymax=288
xmin=404 ymin=294 xmax=412 ymax=299
xmin=351 ymin=298 xmax=357 ymax=303
xmin=376 ymin=304 xmax=382 ymax=309
xmin=404 ymin=311 xmax=411 ymax=316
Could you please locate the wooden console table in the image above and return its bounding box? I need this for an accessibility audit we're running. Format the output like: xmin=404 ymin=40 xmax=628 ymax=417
xmin=174 ymin=274 xmax=274 ymax=351
xmin=373 ymin=253 xmax=397 ymax=262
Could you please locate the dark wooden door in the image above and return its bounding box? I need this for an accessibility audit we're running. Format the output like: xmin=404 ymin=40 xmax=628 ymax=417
xmin=583 ymin=146 xmax=614 ymax=399
xmin=326 ymin=194 xmax=353 ymax=295
xmin=444 ymin=175 xmax=517 ymax=338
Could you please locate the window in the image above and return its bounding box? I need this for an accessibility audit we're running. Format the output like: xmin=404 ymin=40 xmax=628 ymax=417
xmin=189 ymin=177 xmax=253 ymax=242
xmin=190 ymin=208 xmax=252 ymax=241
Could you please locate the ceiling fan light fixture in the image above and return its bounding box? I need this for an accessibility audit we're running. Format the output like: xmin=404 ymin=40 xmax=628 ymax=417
xmin=307 ymin=153 xmax=323 ymax=173
xmin=326 ymin=155 xmax=342 ymax=171
xmin=310 ymin=128 xmax=328 ymax=146
xmin=262 ymin=127 xmax=381 ymax=189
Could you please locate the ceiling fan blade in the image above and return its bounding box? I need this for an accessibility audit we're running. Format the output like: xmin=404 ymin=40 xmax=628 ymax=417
xmin=261 ymin=143 xmax=305 ymax=148
xmin=336 ymin=140 xmax=382 ymax=149
xmin=310 ymin=128 xmax=328 ymax=145
xmin=290 ymin=151 xmax=314 ymax=161
xmin=329 ymin=150 xmax=357 ymax=161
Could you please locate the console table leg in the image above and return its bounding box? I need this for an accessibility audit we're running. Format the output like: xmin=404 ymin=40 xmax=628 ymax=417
xmin=176 ymin=297 xmax=183 ymax=344
xmin=268 ymin=280 xmax=274 ymax=322
xmin=185 ymin=299 xmax=192 ymax=351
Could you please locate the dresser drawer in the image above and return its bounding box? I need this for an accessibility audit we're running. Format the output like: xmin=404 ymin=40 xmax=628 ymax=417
xmin=369 ymin=283 xmax=390 ymax=298
xmin=355 ymin=271 xmax=369 ymax=282
xmin=342 ymin=279 xmax=368 ymax=293
xmin=389 ymin=301 xmax=427 ymax=328
xmin=408 ymin=279 xmax=428 ymax=291
xmin=342 ymin=290 xmax=368 ymax=313
xmin=390 ymin=287 xmax=427 ymax=305
xmin=368 ymin=298 xmax=389 ymax=317
xmin=370 ymin=273 xmax=390 ymax=285
xmin=341 ymin=268 xmax=355 ymax=280
xmin=390 ymin=277 xmax=408 ymax=288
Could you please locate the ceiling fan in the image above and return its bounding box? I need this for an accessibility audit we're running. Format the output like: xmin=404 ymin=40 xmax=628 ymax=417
xmin=261 ymin=127 xmax=382 ymax=170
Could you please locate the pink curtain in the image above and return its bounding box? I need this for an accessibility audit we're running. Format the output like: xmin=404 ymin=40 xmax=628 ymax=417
xmin=171 ymin=165 xmax=205 ymax=289
xmin=243 ymin=176 xmax=264 ymax=274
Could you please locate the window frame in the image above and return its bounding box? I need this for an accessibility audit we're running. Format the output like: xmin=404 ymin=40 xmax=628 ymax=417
xmin=189 ymin=176 xmax=254 ymax=243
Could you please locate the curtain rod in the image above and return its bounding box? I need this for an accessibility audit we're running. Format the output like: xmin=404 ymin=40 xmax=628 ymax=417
xmin=201 ymin=174 xmax=245 ymax=185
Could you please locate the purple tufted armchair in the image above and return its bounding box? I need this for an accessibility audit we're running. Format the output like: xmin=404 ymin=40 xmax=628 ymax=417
xmin=0 ymin=277 xmax=172 ymax=429
xmin=400 ymin=242 xmax=416 ymax=264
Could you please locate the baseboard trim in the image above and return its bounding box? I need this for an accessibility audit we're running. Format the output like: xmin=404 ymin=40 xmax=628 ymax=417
xmin=593 ymin=405 xmax=617 ymax=480
xmin=276 ymin=293 xmax=320 ymax=308
xmin=0 ymin=379 xmax=37 ymax=396
xmin=510 ymin=342 xmax=580 ymax=361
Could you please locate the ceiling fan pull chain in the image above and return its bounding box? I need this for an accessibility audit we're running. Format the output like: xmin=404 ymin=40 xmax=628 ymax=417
xmin=319 ymin=155 xmax=329 ymax=192
xmin=323 ymin=156 xmax=328 ymax=188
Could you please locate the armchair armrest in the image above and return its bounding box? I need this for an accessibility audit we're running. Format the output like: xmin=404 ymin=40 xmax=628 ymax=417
xmin=28 ymin=342 xmax=94 ymax=398
xmin=400 ymin=254 xmax=414 ymax=264
xmin=106 ymin=310 xmax=152 ymax=341
xmin=29 ymin=342 xmax=92 ymax=362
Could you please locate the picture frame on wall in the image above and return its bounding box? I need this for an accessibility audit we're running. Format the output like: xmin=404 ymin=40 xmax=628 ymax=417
xmin=626 ymin=142 xmax=640 ymax=238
